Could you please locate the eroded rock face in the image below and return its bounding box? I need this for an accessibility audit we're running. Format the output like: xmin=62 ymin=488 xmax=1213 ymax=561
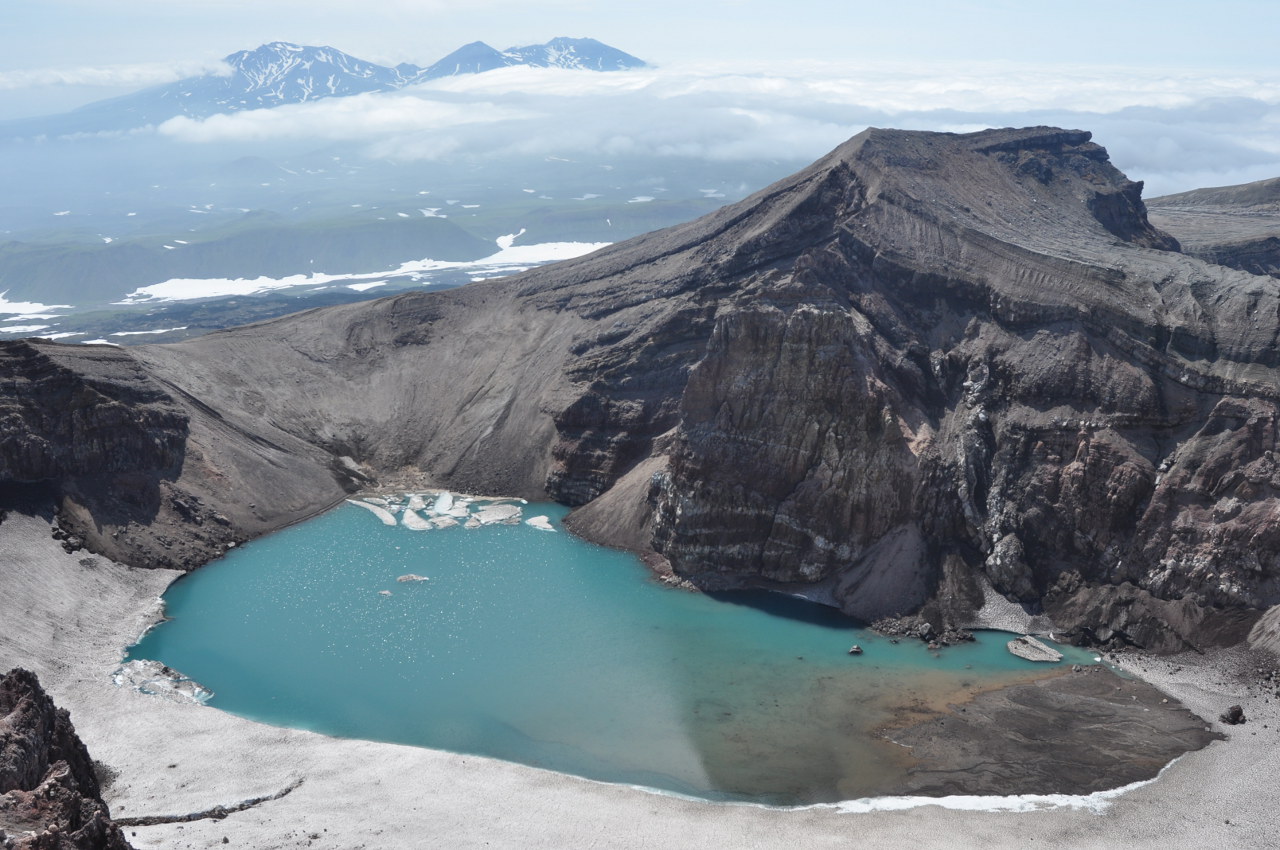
xmin=4 ymin=126 xmax=1280 ymax=653
xmin=0 ymin=341 xmax=186 ymax=483
xmin=0 ymin=668 xmax=132 ymax=849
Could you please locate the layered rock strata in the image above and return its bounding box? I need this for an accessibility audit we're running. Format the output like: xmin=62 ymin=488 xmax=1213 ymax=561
xmin=5 ymin=126 xmax=1280 ymax=652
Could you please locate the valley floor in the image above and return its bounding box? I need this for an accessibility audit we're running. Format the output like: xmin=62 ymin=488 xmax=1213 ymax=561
xmin=1 ymin=511 xmax=1277 ymax=849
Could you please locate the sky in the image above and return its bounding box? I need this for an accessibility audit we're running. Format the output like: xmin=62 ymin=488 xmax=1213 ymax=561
xmin=4 ymin=0 xmax=1280 ymax=195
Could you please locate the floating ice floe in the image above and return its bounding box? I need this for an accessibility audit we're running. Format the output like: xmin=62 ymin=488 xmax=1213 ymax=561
xmin=397 ymin=574 xmax=429 ymax=583
xmin=347 ymin=499 xmax=397 ymax=525
xmin=112 ymin=659 xmax=212 ymax=705
xmin=401 ymin=509 xmax=432 ymax=530
xmin=352 ymin=491 xmax=536 ymax=531
xmin=471 ymin=504 xmax=522 ymax=526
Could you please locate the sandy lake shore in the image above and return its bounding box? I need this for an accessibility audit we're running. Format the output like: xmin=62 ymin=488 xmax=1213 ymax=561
xmin=2 ymin=509 xmax=1278 ymax=849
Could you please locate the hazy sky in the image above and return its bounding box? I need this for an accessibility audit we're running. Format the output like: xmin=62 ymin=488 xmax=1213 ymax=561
xmin=6 ymin=0 xmax=1277 ymax=110
xmin=4 ymin=1 xmax=1280 ymax=195
xmin=6 ymin=0 xmax=1275 ymax=71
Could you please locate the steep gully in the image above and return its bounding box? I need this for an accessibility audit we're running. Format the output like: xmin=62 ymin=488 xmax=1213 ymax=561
xmin=4 ymin=126 xmax=1280 ymax=655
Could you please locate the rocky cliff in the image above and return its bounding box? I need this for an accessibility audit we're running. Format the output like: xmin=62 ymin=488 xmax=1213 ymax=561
xmin=5 ymin=126 xmax=1280 ymax=652
xmin=0 ymin=668 xmax=132 ymax=849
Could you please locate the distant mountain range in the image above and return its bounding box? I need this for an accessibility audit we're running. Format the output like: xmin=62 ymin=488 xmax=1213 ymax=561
xmin=2 ymin=37 xmax=647 ymax=137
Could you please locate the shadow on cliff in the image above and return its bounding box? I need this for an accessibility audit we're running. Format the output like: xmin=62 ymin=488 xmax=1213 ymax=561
xmin=705 ymin=589 xmax=869 ymax=629
xmin=0 ymin=481 xmax=58 ymax=521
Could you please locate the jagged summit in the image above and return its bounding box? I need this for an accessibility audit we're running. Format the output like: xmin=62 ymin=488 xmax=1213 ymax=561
xmin=4 ymin=37 xmax=647 ymax=137
xmin=818 ymin=126 xmax=1177 ymax=251
xmin=414 ymin=36 xmax=647 ymax=82
xmin=5 ymin=126 xmax=1279 ymax=654
xmin=421 ymin=41 xmax=517 ymax=78
xmin=506 ymin=37 xmax=648 ymax=71
xmin=217 ymin=42 xmax=409 ymax=105
xmin=514 ymin=126 xmax=1188 ymax=329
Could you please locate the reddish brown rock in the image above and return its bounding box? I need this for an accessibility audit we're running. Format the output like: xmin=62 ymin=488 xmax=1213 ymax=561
xmin=0 ymin=668 xmax=132 ymax=849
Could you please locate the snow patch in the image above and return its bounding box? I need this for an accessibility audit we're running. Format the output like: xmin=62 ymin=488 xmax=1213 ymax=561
xmin=0 ymin=291 xmax=72 ymax=317
xmin=110 ymin=326 xmax=188 ymax=337
xmin=116 ymin=237 xmax=609 ymax=303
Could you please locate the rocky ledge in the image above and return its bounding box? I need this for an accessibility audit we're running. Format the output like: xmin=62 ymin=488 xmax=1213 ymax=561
xmin=0 ymin=668 xmax=131 ymax=849
xmin=4 ymin=126 xmax=1280 ymax=654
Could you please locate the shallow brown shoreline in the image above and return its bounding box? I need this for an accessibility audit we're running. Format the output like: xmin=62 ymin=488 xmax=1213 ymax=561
xmin=879 ymin=667 xmax=1221 ymax=797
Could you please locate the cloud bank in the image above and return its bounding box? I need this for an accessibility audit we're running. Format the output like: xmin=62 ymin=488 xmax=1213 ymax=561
xmin=99 ymin=61 xmax=1280 ymax=195
xmin=0 ymin=59 xmax=231 ymax=91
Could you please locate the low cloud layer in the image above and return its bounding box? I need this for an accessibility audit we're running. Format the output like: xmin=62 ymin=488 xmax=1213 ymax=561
xmin=53 ymin=61 xmax=1280 ymax=195
xmin=159 ymin=94 xmax=530 ymax=145
xmin=0 ymin=59 xmax=231 ymax=91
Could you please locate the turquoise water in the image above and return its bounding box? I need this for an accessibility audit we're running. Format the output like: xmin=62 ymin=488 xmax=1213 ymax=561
xmin=129 ymin=499 xmax=1097 ymax=804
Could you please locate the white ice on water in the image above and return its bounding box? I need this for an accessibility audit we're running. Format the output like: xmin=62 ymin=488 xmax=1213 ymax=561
xmin=347 ymin=499 xmax=397 ymax=525
xmin=400 ymin=509 xmax=432 ymax=530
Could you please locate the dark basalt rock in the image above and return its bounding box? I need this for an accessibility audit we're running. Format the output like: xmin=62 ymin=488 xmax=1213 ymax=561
xmin=0 ymin=668 xmax=132 ymax=849
xmin=1219 ymin=704 xmax=1246 ymax=725
xmin=3 ymin=126 xmax=1280 ymax=654
xmin=0 ymin=340 xmax=187 ymax=483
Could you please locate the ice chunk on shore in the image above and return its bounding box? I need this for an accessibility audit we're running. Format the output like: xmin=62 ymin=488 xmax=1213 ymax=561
xmin=347 ymin=499 xmax=397 ymax=526
xmin=430 ymin=516 xmax=459 ymax=529
xmin=525 ymin=515 xmax=556 ymax=531
xmin=1007 ymin=634 xmax=1063 ymax=662
xmin=406 ymin=494 xmax=427 ymax=511
xmin=113 ymin=659 xmax=212 ymax=705
xmin=432 ymin=492 xmax=454 ymax=515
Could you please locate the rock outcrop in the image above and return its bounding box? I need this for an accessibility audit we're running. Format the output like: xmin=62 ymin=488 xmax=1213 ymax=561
xmin=1149 ymin=177 xmax=1280 ymax=278
xmin=0 ymin=668 xmax=132 ymax=849
xmin=5 ymin=126 xmax=1280 ymax=653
